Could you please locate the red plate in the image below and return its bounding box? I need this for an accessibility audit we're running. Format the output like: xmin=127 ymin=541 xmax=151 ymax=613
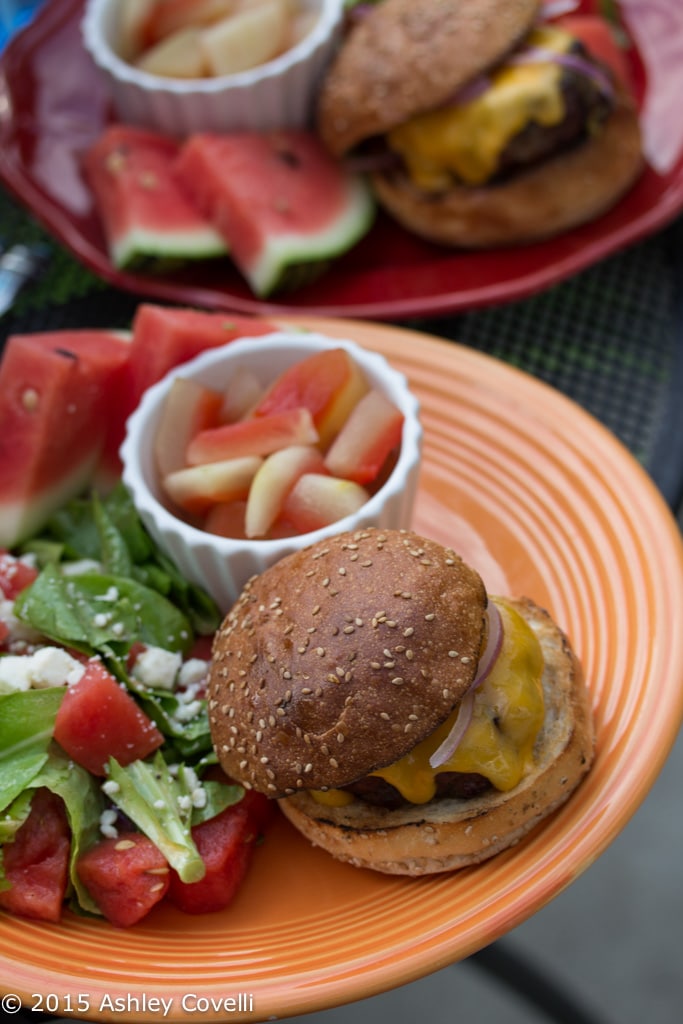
xmin=0 ymin=0 xmax=682 ymax=319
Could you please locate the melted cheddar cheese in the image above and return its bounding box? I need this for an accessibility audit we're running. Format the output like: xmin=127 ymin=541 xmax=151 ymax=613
xmin=386 ymin=26 xmax=574 ymax=189
xmin=312 ymin=597 xmax=545 ymax=807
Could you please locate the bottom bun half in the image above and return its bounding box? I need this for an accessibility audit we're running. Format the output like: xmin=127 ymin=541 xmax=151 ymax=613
xmin=279 ymin=598 xmax=595 ymax=875
xmin=370 ymin=97 xmax=643 ymax=249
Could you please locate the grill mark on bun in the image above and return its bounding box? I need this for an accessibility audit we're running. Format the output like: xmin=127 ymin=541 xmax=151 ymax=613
xmin=208 ymin=529 xmax=487 ymax=796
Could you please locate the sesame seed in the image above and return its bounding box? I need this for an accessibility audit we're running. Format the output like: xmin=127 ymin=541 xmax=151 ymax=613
xmin=329 ymin=757 xmax=339 ymax=768
xmin=115 ymin=839 xmax=136 ymax=851
xmin=461 ymin=656 xmax=471 ymax=664
xmin=391 ymin=677 xmax=404 ymax=685
xmin=425 ymin=613 xmax=436 ymax=621
xmin=448 ymin=650 xmax=458 ymax=658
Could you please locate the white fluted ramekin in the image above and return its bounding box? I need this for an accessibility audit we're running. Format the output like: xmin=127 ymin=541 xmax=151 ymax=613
xmin=82 ymin=0 xmax=345 ymax=136
xmin=121 ymin=331 xmax=422 ymax=613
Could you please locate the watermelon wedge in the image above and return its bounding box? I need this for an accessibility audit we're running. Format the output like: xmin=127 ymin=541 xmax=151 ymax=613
xmin=0 ymin=330 xmax=131 ymax=547
xmin=174 ymin=130 xmax=375 ymax=297
xmin=127 ymin=305 xmax=278 ymax=404
xmin=84 ymin=124 xmax=228 ymax=270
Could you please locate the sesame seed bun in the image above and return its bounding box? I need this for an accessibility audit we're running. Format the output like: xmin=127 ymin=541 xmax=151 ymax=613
xmin=316 ymin=0 xmax=644 ymax=249
xmin=318 ymin=0 xmax=542 ymax=157
xmin=208 ymin=528 xmax=487 ymax=796
xmin=279 ymin=597 xmax=595 ymax=875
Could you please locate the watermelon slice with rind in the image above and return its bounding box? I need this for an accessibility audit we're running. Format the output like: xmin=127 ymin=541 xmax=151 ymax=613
xmin=174 ymin=130 xmax=375 ymax=297
xmin=84 ymin=124 xmax=228 ymax=270
xmin=0 ymin=330 xmax=131 ymax=547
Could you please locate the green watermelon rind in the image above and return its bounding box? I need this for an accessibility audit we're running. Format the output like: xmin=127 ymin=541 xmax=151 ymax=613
xmin=112 ymin=226 xmax=229 ymax=272
xmin=245 ymin=176 xmax=376 ymax=298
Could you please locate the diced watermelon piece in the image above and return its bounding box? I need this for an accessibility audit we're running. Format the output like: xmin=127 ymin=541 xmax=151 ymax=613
xmin=77 ymin=831 xmax=170 ymax=927
xmin=53 ymin=658 xmax=164 ymax=776
xmin=245 ymin=444 xmax=327 ymax=538
xmin=324 ymin=389 xmax=404 ymax=484
xmin=84 ymin=124 xmax=228 ymax=270
xmin=0 ymin=788 xmax=71 ymax=923
xmin=0 ymin=550 xmax=39 ymax=599
xmin=174 ymin=130 xmax=375 ymax=296
xmin=167 ymin=789 xmax=274 ymax=914
xmin=186 ymin=408 xmax=318 ymax=465
xmin=163 ymin=455 xmax=263 ymax=515
xmin=0 ymin=330 xmax=132 ymax=547
xmin=154 ymin=377 xmax=223 ymax=478
xmin=252 ymin=347 xmax=369 ymax=448
xmin=142 ymin=0 xmax=235 ymax=47
xmin=281 ymin=473 xmax=370 ymax=534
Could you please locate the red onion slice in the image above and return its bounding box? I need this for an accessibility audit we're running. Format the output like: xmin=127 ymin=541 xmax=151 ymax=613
xmin=540 ymin=0 xmax=581 ymax=19
xmin=429 ymin=690 xmax=475 ymax=769
xmin=429 ymin=602 xmax=504 ymax=769
xmin=508 ymin=45 xmax=615 ymax=99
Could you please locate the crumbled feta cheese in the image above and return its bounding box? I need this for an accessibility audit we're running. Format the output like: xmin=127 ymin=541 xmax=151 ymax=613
xmin=99 ymin=808 xmax=119 ymax=839
xmin=29 ymin=647 xmax=86 ymax=688
xmin=191 ymin=787 xmax=207 ymax=809
xmin=132 ymin=646 xmax=182 ymax=690
xmin=173 ymin=699 xmax=203 ymax=722
xmin=178 ymin=658 xmax=209 ymax=689
xmin=0 ymin=646 xmax=85 ymax=693
xmin=102 ymin=780 xmax=120 ymax=797
xmin=0 ymin=655 xmax=32 ymax=692
xmin=0 ymin=597 xmax=44 ymax=648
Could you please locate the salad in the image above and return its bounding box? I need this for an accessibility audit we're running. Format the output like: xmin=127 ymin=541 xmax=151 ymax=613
xmin=0 ymin=483 xmax=273 ymax=928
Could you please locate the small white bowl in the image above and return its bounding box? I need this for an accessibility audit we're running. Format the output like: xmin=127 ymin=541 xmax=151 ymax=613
xmin=121 ymin=331 xmax=422 ymax=612
xmin=82 ymin=0 xmax=345 ymax=136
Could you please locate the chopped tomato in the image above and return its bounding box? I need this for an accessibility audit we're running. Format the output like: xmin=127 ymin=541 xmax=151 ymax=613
xmin=0 ymin=550 xmax=39 ymax=599
xmin=53 ymin=658 xmax=164 ymax=776
xmin=167 ymin=789 xmax=274 ymax=915
xmin=555 ymin=14 xmax=633 ymax=91
xmin=77 ymin=832 xmax=170 ymax=927
xmin=0 ymin=788 xmax=70 ymax=923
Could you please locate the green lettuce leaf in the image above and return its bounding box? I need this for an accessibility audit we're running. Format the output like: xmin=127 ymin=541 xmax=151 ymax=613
xmin=105 ymin=752 xmax=243 ymax=883
xmin=0 ymin=688 xmax=65 ymax=811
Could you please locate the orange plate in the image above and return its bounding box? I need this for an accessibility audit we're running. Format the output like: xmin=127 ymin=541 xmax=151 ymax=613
xmin=3 ymin=318 xmax=683 ymax=1022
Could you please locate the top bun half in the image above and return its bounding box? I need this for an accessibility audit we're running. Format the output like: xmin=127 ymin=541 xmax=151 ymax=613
xmin=317 ymin=0 xmax=542 ymax=156
xmin=208 ymin=528 xmax=487 ymax=796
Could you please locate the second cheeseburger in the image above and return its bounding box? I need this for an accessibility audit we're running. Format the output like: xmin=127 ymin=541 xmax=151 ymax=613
xmin=316 ymin=0 xmax=643 ymax=247
xmin=207 ymin=528 xmax=594 ymax=875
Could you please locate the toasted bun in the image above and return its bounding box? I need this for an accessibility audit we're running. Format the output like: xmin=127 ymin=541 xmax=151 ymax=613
xmin=279 ymin=597 xmax=594 ymax=875
xmin=208 ymin=528 xmax=487 ymax=796
xmin=368 ymin=93 xmax=644 ymax=247
xmin=317 ymin=0 xmax=541 ymax=156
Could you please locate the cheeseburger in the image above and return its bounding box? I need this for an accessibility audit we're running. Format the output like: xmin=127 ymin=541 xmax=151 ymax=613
xmin=316 ymin=0 xmax=644 ymax=247
xmin=208 ymin=528 xmax=594 ymax=875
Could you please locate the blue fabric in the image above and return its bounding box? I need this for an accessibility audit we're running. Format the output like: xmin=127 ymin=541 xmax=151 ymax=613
xmin=0 ymin=1 xmax=42 ymax=50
